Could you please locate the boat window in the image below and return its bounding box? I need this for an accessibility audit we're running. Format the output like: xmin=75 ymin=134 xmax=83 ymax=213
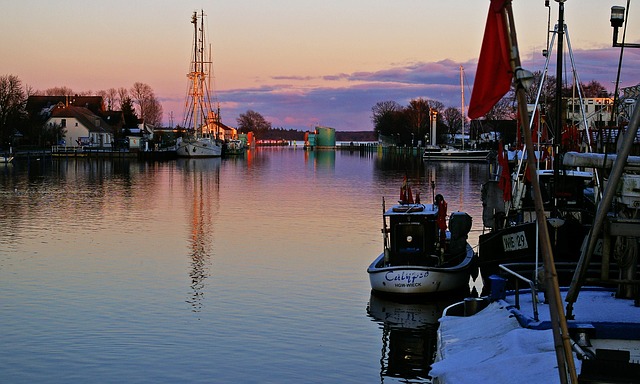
xmin=394 ymin=223 xmax=424 ymax=254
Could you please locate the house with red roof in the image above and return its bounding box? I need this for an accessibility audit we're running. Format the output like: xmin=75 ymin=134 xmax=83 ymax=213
xmin=45 ymin=103 xmax=114 ymax=147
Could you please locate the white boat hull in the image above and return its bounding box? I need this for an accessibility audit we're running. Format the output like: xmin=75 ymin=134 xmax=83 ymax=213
xmin=423 ymin=148 xmax=489 ymax=162
xmin=367 ymin=244 xmax=475 ymax=295
xmin=177 ymin=138 xmax=222 ymax=158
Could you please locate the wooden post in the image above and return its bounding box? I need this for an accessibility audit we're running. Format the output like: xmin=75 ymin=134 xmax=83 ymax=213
xmin=503 ymin=3 xmax=577 ymax=383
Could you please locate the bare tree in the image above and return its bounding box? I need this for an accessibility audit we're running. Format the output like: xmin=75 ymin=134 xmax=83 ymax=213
xmin=117 ymin=87 xmax=129 ymax=110
xmin=485 ymin=90 xmax=516 ymax=120
xmin=44 ymin=86 xmax=74 ymax=96
xmin=130 ymin=82 xmax=163 ymax=126
xmin=581 ymin=80 xmax=608 ymax=98
xmin=406 ymin=98 xmax=430 ymax=145
xmin=101 ymin=88 xmax=118 ymax=111
xmin=236 ymin=110 xmax=271 ymax=135
xmin=145 ymin=97 xmax=163 ymax=127
xmin=371 ymin=101 xmax=402 ymax=125
xmin=443 ymin=106 xmax=463 ymax=142
xmin=0 ymin=74 xmax=27 ymax=144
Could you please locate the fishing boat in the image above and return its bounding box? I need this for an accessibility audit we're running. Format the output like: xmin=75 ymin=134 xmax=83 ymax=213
xmin=367 ymin=180 xmax=476 ymax=296
xmin=423 ymin=66 xmax=490 ymax=162
xmin=435 ymin=149 xmax=640 ymax=382
xmin=475 ymin=1 xmax=605 ymax=287
xmin=176 ymin=10 xmax=222 ymax=158
xmin=433 ymin=1 xmax=640 ymax=383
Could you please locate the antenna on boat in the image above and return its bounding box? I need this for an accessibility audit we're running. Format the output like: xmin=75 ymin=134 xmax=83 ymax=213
xmin=381 ymin=196 xmax=390 ymax=265
xmin=552 ymin=0 xmax=565 ymax=217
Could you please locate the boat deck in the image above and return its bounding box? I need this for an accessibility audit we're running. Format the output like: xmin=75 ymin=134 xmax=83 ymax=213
xmin=432 ymin=288 xmax=640 ymax=383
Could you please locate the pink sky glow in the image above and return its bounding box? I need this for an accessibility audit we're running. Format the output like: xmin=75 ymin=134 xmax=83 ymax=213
xmin=2 ymin=0 xmax=639 ymax=131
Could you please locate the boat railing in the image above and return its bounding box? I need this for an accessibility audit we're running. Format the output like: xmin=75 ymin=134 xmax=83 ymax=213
xmin=498 ymin=263 xmax=539 ymax=321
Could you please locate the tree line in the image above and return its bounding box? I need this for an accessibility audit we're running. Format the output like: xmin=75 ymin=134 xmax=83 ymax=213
xmin=371 ymin=71 xmax=610 ymax=147
xmin=0 ymin=74 xmax=162 ymax=148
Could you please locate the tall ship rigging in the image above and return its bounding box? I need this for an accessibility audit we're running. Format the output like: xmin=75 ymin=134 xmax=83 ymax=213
xmin=176 ymin=10 xmax=223 ymax=158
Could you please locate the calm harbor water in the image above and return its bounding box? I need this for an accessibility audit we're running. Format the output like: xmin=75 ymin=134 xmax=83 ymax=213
xmin=0 ymin=148 xmax=489 ymax=383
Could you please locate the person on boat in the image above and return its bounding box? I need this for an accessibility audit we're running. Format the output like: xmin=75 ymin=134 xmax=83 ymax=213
xmin=435 ymin=194 xmax=447 ymax=252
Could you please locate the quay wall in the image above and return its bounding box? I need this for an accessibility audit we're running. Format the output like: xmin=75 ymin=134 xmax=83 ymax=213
xmin=336 ymin=142 xmax=424 ymax=157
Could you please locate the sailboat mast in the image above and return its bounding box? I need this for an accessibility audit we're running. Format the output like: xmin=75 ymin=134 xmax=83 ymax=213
xmin=200 ymin=10 xmax=206 ymax=136
xmin=554 ymin=1 xmax=565 ymax=203
xmin=191 ymin=11 xmax=199 ymax=133
xmin=460 ymin=65 xmax=465 ymax=150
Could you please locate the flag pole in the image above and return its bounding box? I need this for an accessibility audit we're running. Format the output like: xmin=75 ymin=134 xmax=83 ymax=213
xmin=501 ymin=2 xmax=577 ymax=383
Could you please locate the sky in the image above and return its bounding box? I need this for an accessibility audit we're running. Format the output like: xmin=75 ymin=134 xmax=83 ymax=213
xmin=2 ymin=0 xmax=639 ymax=131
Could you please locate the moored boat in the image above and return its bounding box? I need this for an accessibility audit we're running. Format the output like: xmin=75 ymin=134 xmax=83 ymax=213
xmin=434 ymin=1 xmax=640 ymax=383
xmin=433 ymin=282 xmax=640 ymax=383
xmin=423 ymin=146 xmax=490 ymax=162
xmin=176 ymin=136 xmax=221 ymax=158
xmin=475 ymin=0 xmax=603 ymax=287
xmin=367 ymin=181 xmax=476 ymax=296
xmin=423 ymin=66 xmax=491 ymax=163
xmin=223 ymin=139 xmax=245 ymax=156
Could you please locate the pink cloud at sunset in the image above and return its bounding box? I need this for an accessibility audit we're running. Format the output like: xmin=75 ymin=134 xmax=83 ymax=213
xmin=1 ymin=0 xmax=638 ymax=131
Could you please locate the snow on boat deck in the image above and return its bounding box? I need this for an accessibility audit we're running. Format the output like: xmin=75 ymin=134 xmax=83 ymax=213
xmin=432 ymin=288 xmax=640 ymax=384
xmin=432 ymin=301 xmax=564 ymax=383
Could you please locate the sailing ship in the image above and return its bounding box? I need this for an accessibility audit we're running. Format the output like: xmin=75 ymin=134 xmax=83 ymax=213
xmin=176 ymin=10 xmax=222 ymax=158
xmin=422 ymin=66 xmax=491 ymax=162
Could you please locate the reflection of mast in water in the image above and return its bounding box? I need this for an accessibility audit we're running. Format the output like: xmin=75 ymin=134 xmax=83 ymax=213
xmin=180 ymin=158 xmax=220 ymax=312
xmin=367 ymin=293 xmax=459 ymax=383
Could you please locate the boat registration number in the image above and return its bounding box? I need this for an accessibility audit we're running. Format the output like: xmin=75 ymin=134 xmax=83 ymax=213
xmin=502 ymin=231 xmax=528 ymax=252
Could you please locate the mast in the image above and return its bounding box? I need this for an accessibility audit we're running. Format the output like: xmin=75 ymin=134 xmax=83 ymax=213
xmin=183 ymin=10 xmax=216 ymax=137
xmin=502 ymin=2 xmax=578 ymax=381
xmin=191 ymin=11 xmax=199 ymax=134
xmin=460 ymin=65 xmax=466 ymax=150
xmin=553 ymin=0 xmax=565 ymax=215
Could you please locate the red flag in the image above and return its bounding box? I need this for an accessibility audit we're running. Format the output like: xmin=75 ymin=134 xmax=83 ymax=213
xmin=400 ymin=176 xmax=414 ymax=204
xmin=468 ymin=0 xmax=512 ymax=119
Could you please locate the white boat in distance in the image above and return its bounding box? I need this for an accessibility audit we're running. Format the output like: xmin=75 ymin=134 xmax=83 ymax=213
xmin=177 ymin=10 xmax=222 ymax=158
xmin=367 ymin=181 xmax=476 ymax=295
xmin=423 ymin=146 xmax=490 ymax=162
xmin=423 ymin=66 xmax=490 ymax=162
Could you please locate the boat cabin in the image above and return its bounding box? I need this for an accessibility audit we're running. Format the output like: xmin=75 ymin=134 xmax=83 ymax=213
xmin=384 ymin=204 xmax=440 ymax=266
xmin=531 ymin=169 xmax=594 ymax=211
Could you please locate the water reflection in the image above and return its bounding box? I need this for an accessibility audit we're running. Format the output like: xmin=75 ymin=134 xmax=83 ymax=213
xmin=304 ymin=149 xmax=336 ymax=170
xmin=176 ymin=158 xmax=220 ymax=312
xmin=367 ymin=293 xmax=462 ymax=383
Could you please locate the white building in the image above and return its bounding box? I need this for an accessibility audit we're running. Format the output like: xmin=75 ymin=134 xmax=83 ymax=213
xmin=564 ymin=97 xmax=614 ymax=129
xmin=45 ymin=103 xmax=113 ymax=147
